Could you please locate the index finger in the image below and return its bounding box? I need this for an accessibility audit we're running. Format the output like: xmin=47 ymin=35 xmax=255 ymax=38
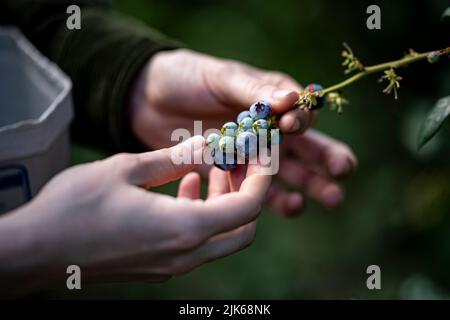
xmin=228 ymin=162 xmax=271 ymax=192
xmin=196 ymin=167 xmax=272 ymax=238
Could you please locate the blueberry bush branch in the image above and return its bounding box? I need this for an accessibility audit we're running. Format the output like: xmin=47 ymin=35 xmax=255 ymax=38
xmin=206 ymin=8 xmax=450 ymax=170
xmin=207 ymin=45 xmax=450 ymax=171
xmin=294 ymin=45 xmax=450 ymax=112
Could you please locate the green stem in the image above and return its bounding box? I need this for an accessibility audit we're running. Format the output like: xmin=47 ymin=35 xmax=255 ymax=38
xmin=295 ymin=46 xmax=450 ymax=106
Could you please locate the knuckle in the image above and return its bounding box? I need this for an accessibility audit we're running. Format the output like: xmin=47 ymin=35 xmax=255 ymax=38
xmin=169 ymin=217 xmax=203 ymax=251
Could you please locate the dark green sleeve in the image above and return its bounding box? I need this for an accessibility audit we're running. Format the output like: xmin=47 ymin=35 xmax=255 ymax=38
xmin=0 ymin=0 xmax=180 ymax=152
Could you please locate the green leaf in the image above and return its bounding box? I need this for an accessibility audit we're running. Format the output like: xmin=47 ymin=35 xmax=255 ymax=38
xmin=417 ymin=96 xmax=450 ymax=150
xmin=443 ymin=7 xmax=450 ymax=19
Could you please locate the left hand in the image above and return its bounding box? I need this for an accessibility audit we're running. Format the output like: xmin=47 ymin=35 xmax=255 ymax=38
xmin=130 ymin=49 xmax=357 ymax=217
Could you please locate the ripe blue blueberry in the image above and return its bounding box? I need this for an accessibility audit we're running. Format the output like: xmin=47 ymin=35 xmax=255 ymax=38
xmin=213 ymin=149 xmax=237 ymax=171
xmin=206 ymin=133 xmax=221 ymax=150
xmin=238 ymin=117 xmax=254 ymax=132
xmin=305 ymin=83 xmax=325 ymax=109
xmin=221 ymin=122 xmax=238 ymax=136
xmin=218 ymin=136 xmax=235 ymax=153
xmin=237 ymin=110 xmax=251 ymax=123
xmin=249 ymin=101 xmax=272 ymax=120
xmin=236 ymin=132 xmax=258 ymax=159
xmin=252 ymin=119 xmax=269 ymax=134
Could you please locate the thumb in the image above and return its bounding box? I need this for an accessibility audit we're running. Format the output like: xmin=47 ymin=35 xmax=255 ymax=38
xmin=125 ymin=135 xmax=205 ymax=187
xmin=216 ymin=71 xmax=319 ymax=134
xmin=216 ymin=71 xmax=300 ymax=114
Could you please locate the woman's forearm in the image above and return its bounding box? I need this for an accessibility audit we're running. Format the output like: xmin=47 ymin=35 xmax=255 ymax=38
xmin=0 ymin=202 xmax=61 ymax=296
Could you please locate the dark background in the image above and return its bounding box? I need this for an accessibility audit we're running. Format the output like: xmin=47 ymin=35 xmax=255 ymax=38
xmin=55 ymin=0 xmax=450 ymax=299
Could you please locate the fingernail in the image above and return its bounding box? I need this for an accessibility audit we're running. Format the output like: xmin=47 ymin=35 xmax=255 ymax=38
xmin=289 ymin=119 xmax=301 ymax=132
xmin=329 ymin=156 xmax=351 ymax=178
xmin=272 ymin=89 xmax=293 ymax=101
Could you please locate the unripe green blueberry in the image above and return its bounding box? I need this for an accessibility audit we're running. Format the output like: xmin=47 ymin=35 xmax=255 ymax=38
xmin=252 ymin=119 xmax=269 ymax=134
xmin=206 ymin=133 xmax=221 ymax=150
xmin=219 ymin=136 xmax=235 ymax=153
xmin=221 ymin=122 xmax=238 ymax=136
xmin=239 ymin=117 xmax=254 ymax=132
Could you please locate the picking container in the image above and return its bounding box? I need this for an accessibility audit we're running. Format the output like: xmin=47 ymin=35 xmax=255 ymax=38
xmin=0 ymin=27 xmax=73 ymax=214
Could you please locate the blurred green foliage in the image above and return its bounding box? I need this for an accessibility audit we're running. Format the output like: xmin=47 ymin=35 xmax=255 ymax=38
xmin=60 ymin=0 xmax=450 ymax=299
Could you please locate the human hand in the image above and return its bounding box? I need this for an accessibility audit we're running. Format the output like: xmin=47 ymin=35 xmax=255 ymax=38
xmin=0 ymin=136 xmax=271 ymax=291
xmin=130 ymin=49 xmax=357 ymax=216
xmin=130 ymin=49 xmax=311 ymax=150
xmin=268 ymin=129 xmax=357 ymax=217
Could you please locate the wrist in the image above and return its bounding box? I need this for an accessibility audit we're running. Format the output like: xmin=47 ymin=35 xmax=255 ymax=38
xmin=0 ymin=201 xmax=63 ymax=295
xmin=128 ymin=49 xmax=185 ymax=149
xmin=129 ymin=57 xmax=152 ymax=147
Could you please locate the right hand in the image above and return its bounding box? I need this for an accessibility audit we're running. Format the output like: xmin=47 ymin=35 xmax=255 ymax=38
xmin=0 ymin=136 xmax=271 ymax=290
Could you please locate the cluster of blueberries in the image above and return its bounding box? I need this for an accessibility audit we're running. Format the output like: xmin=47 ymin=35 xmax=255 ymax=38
xmin=206 ymin=83 xmax=324 ymax=171
xmin=206 ymin=100 xmax=278 ymax=171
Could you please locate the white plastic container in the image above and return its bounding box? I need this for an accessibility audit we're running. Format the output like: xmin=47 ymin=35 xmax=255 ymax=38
xmin=0 ymin=27 xmax=73 ymax=214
